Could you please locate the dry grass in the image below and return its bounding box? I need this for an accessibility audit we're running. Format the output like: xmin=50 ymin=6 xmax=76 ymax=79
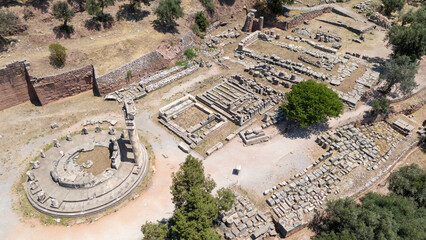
xmin=76 ymin=146 xmax=110 ymax=175
xmin=173 ymin=106 xmax=209 ymax=129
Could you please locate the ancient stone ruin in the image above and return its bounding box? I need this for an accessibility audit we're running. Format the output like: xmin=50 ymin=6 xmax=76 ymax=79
xmin=24 ymin=99 xmax=149 ymax=217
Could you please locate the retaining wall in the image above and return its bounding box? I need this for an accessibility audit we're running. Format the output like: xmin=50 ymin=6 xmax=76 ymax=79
xmin=31 ymin=65 xmax=96 ymax=105
xmin=95 ymin=31 xmax=195 ymax=95
xmin=0 ymin=61 xmax=37 ymax=111
xmin=266 ymin=6 xmax=332 ymax=31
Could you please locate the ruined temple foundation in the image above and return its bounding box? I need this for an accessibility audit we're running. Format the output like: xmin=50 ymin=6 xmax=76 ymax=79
xmin=123 ymin=98 xmax=143 ymax=167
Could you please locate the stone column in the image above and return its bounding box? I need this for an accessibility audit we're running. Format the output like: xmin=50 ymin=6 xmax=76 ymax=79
xmin=123 ymin=98 xmax=143 ymax=167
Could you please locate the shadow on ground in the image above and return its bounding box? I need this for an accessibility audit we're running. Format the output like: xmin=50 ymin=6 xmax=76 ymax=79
xmin=116 ymin=4 xmax=150 ymax=22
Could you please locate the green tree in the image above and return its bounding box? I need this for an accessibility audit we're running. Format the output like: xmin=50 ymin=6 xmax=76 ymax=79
xmin=184 ymin=48 xmax=196 ymax=60
xmin=389 ymin=164 xmax=426 ymax=207
xmin=281 ymin=80 xmax=343 ymax=127
xmin=195 ymin=11 xmax=208 ymax=32
xmin=379 ymin=55 xmax=418 ymax=95
xmin=154 ymin=0 xmax=184 ymax=26
xmin=52 ymin=1 xmax=75 ymax=33
xmin=170 ymin=155 xmax=216 ymax=209
xmin=49 ymin=43 xmax=67 ymax=67
xmin=386 ymin=6 xmax=426 ymax=60
xmin=382 ymin=0 xmax=405 ymax=15
xmin=217 ymin=187 xmax=235 ymax=212
xmin=85 ymin=0 xmax=115 ymax=21
xmin=372 ymin=97 xmax=390 ymax=115
xmin=0 ymin=10 xmax=21 ymax=38
xmin=314 ymin=193 xmax=426 ymax=240
xmin=141 ymin=221 xmax=168 ymax=240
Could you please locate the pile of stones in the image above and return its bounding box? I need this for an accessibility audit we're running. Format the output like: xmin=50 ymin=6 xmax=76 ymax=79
xmin=353 ymin=0 xmax=375 ymax=14
xmin=329 ymin=62 xmax=358 ymax=86
xmin=264 ymin=123 xmax=402 ymax=234
xmin=218 ymin=192 xmax=276 ymax=239
xmin=369 ymin=12 xmax=391 ymax=29
xmin=83 ymin=119 xmax=118 ymax=126
xmin=239 ymin=128 xmax=270 ymax=145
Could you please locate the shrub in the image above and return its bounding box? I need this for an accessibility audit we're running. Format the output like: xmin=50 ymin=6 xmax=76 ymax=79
xmin=389 ymin=164 xmax=426 ymax=207
xmin=126 ymin=70 xmax=132 ymax=82
xmin=372 ymin=97 xmax=390 ymax=114
xmin=192 ymin=24 xmax=200 ymax=36
xmin=379 ymin=55 xmax=418 ymax=95
xmin=382 ymin=0 xmax=405 ymax=15
xmin=85 ymin=0 xmax=115 ymax=22
xmin=184 ymin=48 xmax=196 ymax=60
xmin=0 ymin=10 xmax=21 ymax=37
xmin=199 ymin=0 xmax=215 ymax=13
xmin=49 ymin=43 xmax=67 ymax=67
xmin=53 ymin=1 xmax=75 ymax=34
xmin=195 ymin=11 xmax=208 ymax=32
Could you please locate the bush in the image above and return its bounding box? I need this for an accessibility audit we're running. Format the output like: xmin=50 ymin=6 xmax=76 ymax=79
xmin=49 ymin=43 xmax=67 ymax=67
xmin=372 ymin=97 xmax=389 ymax=114
xmin=281 ymin=80 xmax=343 ymax=127
xmin=85 ymin=0 xmax=115 ymax=21
xmin=199 ymin=0 xmax=215 ymax=13
xmin=184 ymin=48 xmax=196 ymax=60
xmin=195 ymin=11 xmax=208 ymax=32
xmin=192 ymin=24 xmax=200 ymax=35
xmin=0 ymin=10 xmax=21 ymax=37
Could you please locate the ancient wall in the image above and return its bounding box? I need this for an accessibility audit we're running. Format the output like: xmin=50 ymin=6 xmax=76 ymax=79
xmin=0 ymin=61 xmax=37 ymax=111
xmin=266 ymin=6 xmax=332 ymax=31
xmin=95 ymin=31 xmax=195 ymax=95
xmin=31 ymin=65 xmax=95 ymax=105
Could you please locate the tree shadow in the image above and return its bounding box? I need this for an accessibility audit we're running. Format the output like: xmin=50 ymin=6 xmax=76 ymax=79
xmin=218 ymin=0 xmax=235 ymax=6
xmin=276 ymin=120 xmax=331 ymax=139
xmin=27 ymin=0 xmax=51 ymax=13
xmin=116 ymin=4 xmax=150 ymax=22
xmin=0 ymin=36 xmax=11 ymax=52
xmin=0 ymin=0 xmax=23 ymax=7
xmin=53 ymin=25 xmax=73 ymax=39
xmin=85 ymin=18 xmax=102 ymax=31
xmin=152 ymin=20 xmax=180 ymax=34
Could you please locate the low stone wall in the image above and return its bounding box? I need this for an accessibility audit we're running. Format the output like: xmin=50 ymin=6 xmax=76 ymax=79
xmin=266 ymin=6 xmax=332 ymax=31
xmin=31 ymin=65 xmax=95 ymax=105
xmin=0 ymin=60 xmax=37 ymax=111
xmin=95 ymin=31 xmax=195 ymax=95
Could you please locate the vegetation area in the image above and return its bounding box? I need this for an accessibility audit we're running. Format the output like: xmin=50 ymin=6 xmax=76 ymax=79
xmin=386 ymin=4 xmax=426 ymax=60
xmin=48 ymin=43 xmax=67 ymax=67
xmin=0 ymin=9 xmax=22 ymax=50
xmin=85 ymin=0 xmax=115 ymax=22
xmin=379 ymin=55 xmax=418 ymax=95
xmin=381 ymin=0 xmax=405 ymax=15
xmin=141 ymin=155 xmax=235 ymax=239
xmin=255 ymin=0 xmax=295 ymax=16
xmin=195 ymin=11 xmax=208 ymax=32
xmin=372 ymin=97 xmax=390 ymax=115
xmin=281 ymin=80 xmax=344 ymax=127
xmin=199 ymin=0 xmax=215 ymax=13
xmin=52 ymin=1 xmax=75 ymax=34
xmin=313 ymin=163 xmax=426 ymax=240
xmin=154 ymin=0 xmax=184 ymax=27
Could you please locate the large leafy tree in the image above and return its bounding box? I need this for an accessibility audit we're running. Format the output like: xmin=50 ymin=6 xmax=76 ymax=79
xmin=130 ymin=0 xmax=152 ymax=8
xmin=141 ymin=222 xmax=168 ymax=240
xmin=372 ymin=97 xmax=390 ymax=115
xmin=379 ymin=55 xmax=418 ymax=95
xmin=85 ymin=0 xmax=115 ymax=20
xmin=314 ymin=193 xmax=426 ymax=240
xmin=282 ymin=80 xmax=343 ymax=127
xmin=382 ymin=0 xmax=405 ymax=15
xmin=389 ymin=164 xmax=426 ymax=207
xmin=154 ymin=0 xmax=184 ymax=26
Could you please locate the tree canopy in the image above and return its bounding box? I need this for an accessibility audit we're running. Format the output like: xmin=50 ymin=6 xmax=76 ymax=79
xmin=314 ymin=192 xmax=426 ymax=240
xmin=379 ymin=55 xmax=418 ymax=95
xmin=52 ymin=1 xmax=74 ymax=27
xmin=268 ymin=0 xmax=295 ymax=15
xmin=382 ymin=0 xmax=405 ymax=15
xmin=389 ymin=164 xmax=426 ymax=207
xmin=281 ymin=80 xmax=343 ymax=127
xmin=141 ymin=155 xmax=235 ymax=239
xmin=154 ymin=0 xmax=184 ymax=26
xmin=85 ymin=0 xmax=115 ymax=20
xmin=372 ymin=97 xmax=390 ymax=115
xmin=387 ymin=6 xmax=426 ymax=59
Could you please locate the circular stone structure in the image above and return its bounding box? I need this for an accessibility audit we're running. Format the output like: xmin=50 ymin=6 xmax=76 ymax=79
xmin=25 ymin=99 xmax=149 ymax=217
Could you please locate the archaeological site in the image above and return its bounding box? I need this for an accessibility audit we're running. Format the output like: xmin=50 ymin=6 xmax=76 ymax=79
xmin=0 ymin=0 xmax=424 ymax=239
